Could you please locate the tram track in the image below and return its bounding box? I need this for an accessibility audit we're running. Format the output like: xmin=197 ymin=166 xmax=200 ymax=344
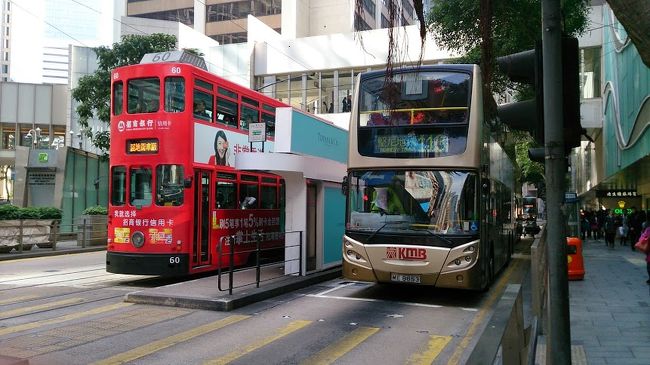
xmin=0 ymin=292 xmax=129 ymax=321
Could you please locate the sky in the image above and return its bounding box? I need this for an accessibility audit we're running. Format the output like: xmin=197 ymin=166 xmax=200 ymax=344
xmin=9 ymin=0 xmax=118 ymax=83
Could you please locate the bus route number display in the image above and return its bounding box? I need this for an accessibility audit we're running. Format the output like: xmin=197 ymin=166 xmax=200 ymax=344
xmin=375 ymin=133 xmax=449 ymax=154
xmin=126 ymin=139 xmax=159 ymax=154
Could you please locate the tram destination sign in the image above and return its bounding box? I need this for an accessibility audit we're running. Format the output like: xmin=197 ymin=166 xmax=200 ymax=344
xmin=126 ymin=139 xmax=159 ymax=154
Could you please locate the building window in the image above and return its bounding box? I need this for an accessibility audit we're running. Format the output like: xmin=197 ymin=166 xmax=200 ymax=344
xmin=131 ymin=8 xmax=193 ymax=26
xmin=207 ymin=0 xmax=281 ymax=22
xmin=580 ymin=47 xmax=601 ymax=99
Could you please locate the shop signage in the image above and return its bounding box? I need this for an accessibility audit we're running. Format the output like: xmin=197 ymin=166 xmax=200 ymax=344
xmin=596 ymin=190 xmax=638 ymax=198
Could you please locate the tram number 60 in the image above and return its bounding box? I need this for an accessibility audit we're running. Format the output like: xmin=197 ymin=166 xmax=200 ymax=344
xmin=169 ymin=257 xmax=180 ymax=264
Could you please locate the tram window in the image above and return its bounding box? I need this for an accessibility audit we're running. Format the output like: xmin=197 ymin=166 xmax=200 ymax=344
xmin=216 ymin=98 xmax=238 ymax=127
xmin=193 ymin=89 xmax=213 ymax=121
xmin=127 ymin=78 xmax=160 ymax=114
xmin=113 ymin=82 xmax=123 ymax=116
xmin=240 ymin=174 xmax=258 ymax=182
xmin=239 ymin=183 xmax=259 ymax=209
xmin=155 ymin=165 xmax=184 ymax=206
xmin=129 ymin=167 xmax=152 ymax=207
xmin=217 ymin=172 xmax=236 ymax=180
xmin=111 ymin=166 xmax=126 ymax=206
xmin=195 ymin=78 xmax=213 ymax=91
xmin=240 ymin=106 xmax=259 ymax=130
xmin=262 ymin=112 xmax=275 ymax=138
xmin=242 ymin=96 xmax=259 ymax=107
xmin=263 ymin=104 xmax=275 ymax=113
xmin=218 ymin=87 xmax=238 ymax=99
xmin=216 ymin=181 xmax=236 ymax=209
xmin=260 ymin=185 xmax=277 ymax=209
xmin=164 ymin=77 xmax=185 ymax=112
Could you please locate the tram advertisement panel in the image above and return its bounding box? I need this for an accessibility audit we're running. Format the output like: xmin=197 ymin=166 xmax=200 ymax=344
xmin=212 ymin=209 xmax=283 ymax=246
xmin=194 ymin=124 xmax=275 ymax=166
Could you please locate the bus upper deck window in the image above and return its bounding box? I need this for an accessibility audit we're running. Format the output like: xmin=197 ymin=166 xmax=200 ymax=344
xmin=113 ymin=82 xmax=123 ymax=116
xmin=164 ymin=77 xmax=185 ymax=113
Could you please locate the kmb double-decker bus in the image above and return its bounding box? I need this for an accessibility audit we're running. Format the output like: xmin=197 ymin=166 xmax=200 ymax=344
xmin=342 ymin=65 xmax=515 ymax=290
xmin=106 ymin=51 xmax=287 ymax=276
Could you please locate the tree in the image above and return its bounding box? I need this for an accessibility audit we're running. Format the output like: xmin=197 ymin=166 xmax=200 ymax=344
xmin=427 ymin=0 xmax=589 ymax=186
xmin=72 ymin=33 xmax=177 ymax=155
xmin=605 ymin=0 xmax=650 ymax=68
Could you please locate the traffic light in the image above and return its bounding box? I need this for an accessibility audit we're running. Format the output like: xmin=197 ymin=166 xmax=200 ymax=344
xmin=497 ymin=37 xmax=584 ymax=154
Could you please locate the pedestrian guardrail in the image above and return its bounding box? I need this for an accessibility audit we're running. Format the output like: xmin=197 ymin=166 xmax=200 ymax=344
xmin=217 ymin=231 xmax=303 ymax=295
xmin=0 ymin=217 xmax=108 ymax=255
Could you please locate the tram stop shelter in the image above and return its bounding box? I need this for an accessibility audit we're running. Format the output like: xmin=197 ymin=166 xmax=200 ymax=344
xmin=236 ymin=108 xmax=348 ymax=276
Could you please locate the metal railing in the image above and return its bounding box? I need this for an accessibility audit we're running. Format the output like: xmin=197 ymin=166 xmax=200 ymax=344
xmin=217 ymin=231 xmax=303 ymax=295
xmin=0 ymin=217 xmax=108 ymax=255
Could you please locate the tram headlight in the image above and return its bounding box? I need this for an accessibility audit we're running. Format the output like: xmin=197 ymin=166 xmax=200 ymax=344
xmin=131 ymin=231 xmax=145 ymax=248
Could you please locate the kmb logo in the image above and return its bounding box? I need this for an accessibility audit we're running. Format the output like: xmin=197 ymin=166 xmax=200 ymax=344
xmin=386 ymin=247 xmax=427 ymax=260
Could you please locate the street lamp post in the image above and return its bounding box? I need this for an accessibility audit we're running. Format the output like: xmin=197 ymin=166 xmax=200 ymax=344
xmin=27 ymin=128 xmax=42 ymax=149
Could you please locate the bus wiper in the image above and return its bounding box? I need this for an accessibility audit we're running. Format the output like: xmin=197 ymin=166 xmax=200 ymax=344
xmin=412 ymin=226 xmax=453 ymax=246
xmin=367 ymin=220 xmax=408 ymax=242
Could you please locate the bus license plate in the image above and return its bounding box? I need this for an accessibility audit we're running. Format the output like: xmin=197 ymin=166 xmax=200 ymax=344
xmin=391 ymin=273 xmax=421 ymax=284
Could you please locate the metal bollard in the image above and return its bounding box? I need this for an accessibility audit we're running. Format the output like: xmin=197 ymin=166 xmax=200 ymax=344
xmin=18 ymin=219 xmax=23 ymax=254
xmin=228 ymin=235 xmax=235 ymax=295
xmin=81 ymin=217 xmax=87 ymax=248
xmin=256 ymin=233 xmax=261 ymax=288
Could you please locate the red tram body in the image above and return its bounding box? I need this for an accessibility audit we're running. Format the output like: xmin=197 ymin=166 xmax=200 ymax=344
xmin=106 ymin=51 xmax=288 ymax=276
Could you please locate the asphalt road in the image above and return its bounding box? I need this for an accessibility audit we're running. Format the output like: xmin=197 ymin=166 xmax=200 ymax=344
xmin=0 ymin=246 xmax=530 ymax=365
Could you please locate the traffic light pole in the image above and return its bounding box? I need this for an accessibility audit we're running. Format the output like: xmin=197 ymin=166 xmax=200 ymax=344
xmin=542 ymin=0 xmax=572 ymax=363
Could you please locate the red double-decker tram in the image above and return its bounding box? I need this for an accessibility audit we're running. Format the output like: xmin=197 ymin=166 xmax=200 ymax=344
xmin=106 ymin=51 xmax=287 ymax=276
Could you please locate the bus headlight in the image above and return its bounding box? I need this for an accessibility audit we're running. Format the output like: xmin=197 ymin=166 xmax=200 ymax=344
xmin=131 ymin=231 xmax=145 ymax=248
xmin=442 ymin=240 xmax=479 ymax=273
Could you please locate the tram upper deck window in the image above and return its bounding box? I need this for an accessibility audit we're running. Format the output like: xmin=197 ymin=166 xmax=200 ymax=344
xmin=193 ymin=89 xmax=213 ymax=121
xmin=127 ymin=78 xmax=160 ymax=114
xmin=129 ymin=167 xmax=152 ymax=207
xmin=111 ymin=166 xmax=126 ymax=206
xmin=113 ymin=82 xmax=123 ymax=116
xmin=216 ymin=98 xmax=238 ymax=127
xmin=262 ymin=112 xmax=275 ymax=138
xmin=164 ymin=77 xmax=185 ymax=112
xmin=156 ymin=165 xmax=184 ymax=206
xmin=240 ymin=106 xmax=259 ymax=130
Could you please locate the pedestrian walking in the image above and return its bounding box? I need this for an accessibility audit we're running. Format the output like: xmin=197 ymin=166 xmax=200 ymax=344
xmin=604 ymin=210 xmax=616 ymax=248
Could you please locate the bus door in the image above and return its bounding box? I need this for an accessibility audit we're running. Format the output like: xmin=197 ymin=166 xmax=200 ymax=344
xmin=193 ymin=170 xmax=212 ymax=267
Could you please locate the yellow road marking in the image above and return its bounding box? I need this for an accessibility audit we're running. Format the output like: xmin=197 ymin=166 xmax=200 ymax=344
xmin=205 ymin=320 xmax=312 ymax=365
xmin=0 ymin=297 xmax=85 ymax=319
xmin=300 ymin=326 xmax=379 ymax=365
xmin=92 ymin=315 xmax=250 ymax=365
xmin=447 ymin=259 xmax=522 ymax=365
xmin=406 ymin=335 xmax=452 ymax=365
xmin=0 ymin=295 xmax=38 ymax=305
xmin=0 ymin=302 xmax=133 ymax=336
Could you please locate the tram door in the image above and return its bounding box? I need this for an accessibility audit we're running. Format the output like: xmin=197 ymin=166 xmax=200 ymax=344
xmin=193 ymin=170 xmax=211 ymax=267
xmin=306 ymin=182 xmax=317 ymax=271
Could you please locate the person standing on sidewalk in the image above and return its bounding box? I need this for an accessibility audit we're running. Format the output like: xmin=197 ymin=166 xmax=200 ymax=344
xmin=604 ymin=210 xmax=617 ymax=248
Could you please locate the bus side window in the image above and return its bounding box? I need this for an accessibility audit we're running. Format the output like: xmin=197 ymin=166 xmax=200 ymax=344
xmin=164 ymin=77 xmax=185 ymax=112
xmin=239 ymin=180 xmax=259 ymax=209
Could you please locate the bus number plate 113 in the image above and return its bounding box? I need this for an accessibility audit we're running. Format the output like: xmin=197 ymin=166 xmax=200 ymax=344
xmin=391 ymin=273 xmax=421 ymax=284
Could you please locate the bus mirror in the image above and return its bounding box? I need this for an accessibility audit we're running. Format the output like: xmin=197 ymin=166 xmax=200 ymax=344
xmin=184 ymin=176 xmax=193 ymax=188
xmin=481 ymin=178 xmax=490 ymax=193
xmin=341 ymin=176 xmax=348 ymax=195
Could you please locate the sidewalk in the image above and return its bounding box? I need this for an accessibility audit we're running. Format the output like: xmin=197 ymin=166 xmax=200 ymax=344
xmin=0 ymin=240 xmax=105 ymax=261
xmin=538 ymin=237 xmax=650 ymax=365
